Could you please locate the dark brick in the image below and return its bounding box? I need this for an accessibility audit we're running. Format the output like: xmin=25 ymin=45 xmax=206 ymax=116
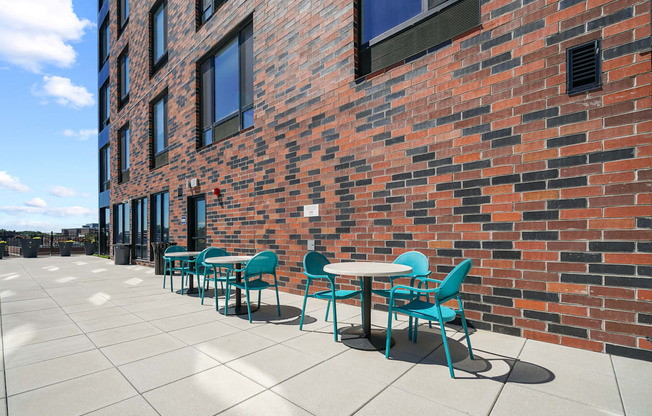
xmin=524 ymin=310 xmax=561 ymax=323
xmin=606 ymin=344 xmax=652 ymax=362
xmin=604 ymin=276 xmax=652 ymax=289
xmin=547 ymin=112 xmax=587 ymax=128
xmin=549 ymin=176 xmax=588 ymax=189
xmin=547 ymin=198 xmax=587 ymax=209
xmin=523 ymin=210 xmax=559 ymax=220
xmin=493 ymin=250 xmax=522 ymax=259
xmin=548 ymin=323 xmax=587 ymax=338
xmin=522 ymin=107 xmax=559 ymax=123
xmin=588 ymin=242 xmax=635 ymax=252
xmin=588 ymin=148 xmax=635 ymax=164
xmin=561 ymin=273 xmax=603 ymax=284
xmin=523 ymin=231 xmax=559 ymax=240
xmin=546 ymin=25 xmax=585 ymax=46
xmin=548 ymin=154 xmax=587 ymax=168
xmin=547 ymin=133 xmax=587 ymax=148
xmin=561 ymin=252 xmax=602 ymax=263
xmin=587 ymin=8 xmax=633 ymax=31
xmin=523 ymin=169 xmax=558 ymax=182
xmin=604 ymin=38 xmax=651 ymax=60
xmin=523 ymin=290 xmax=559 ymax=302
xmin=589 ymin=264 xmax=636 ymax=275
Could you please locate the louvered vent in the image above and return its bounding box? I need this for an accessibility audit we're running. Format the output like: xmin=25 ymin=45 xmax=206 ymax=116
xmin=566 ymin=40 xmax=602 ymax=95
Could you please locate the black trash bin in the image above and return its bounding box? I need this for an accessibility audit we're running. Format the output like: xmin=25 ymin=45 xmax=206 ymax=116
xmin=151 ymin=242 xmax=176 ymax=275
xmin=114 ymin=244 xmax=132 ymax=265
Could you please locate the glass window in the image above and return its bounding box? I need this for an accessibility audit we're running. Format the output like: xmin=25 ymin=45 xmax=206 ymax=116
xmin=133 ymin=197 xmax=148 ymax=259
xmin=99 ymin=81 xmax=110 ymax=129
xmin=99 ymin=18 xmax=109 ymax=65
xmin=119 ymin=52 xmax=129 ymax=102
xmin=152 ymin=192 xmax=169 ymax=244
xmin=119 ymin=126 xmax=129 ymax=172
xmin=362 ymin=0 xmax=421 ymax=44
xmin=153 ymin=95 xmax=167 ymax=153
xmin=119 ymin=0 xmax=129 ymax=28
xmin=99 ymin=145 xmax=110 ymax=192
xmin=114 ymin=203 xmax=130 ymax=244
xmin=199 ymin=21 xmax=254 ymax=145
xmin=200 ymin=0 xmax=225 ymax=26
xmin=152 ymin=2 xmax=167 ymax=64
xmin=214 ymin=39 xmax=239 ymax=123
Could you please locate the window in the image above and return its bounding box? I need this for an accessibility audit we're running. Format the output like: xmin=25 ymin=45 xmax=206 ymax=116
xmin=99 ymin=80 xmax=110 ymax=130
xmin=151 ymin=1 xmax=168 ymax=72
xmin=118 ymin=48 xmax=129 ymax=106
xmin=152 ymin=192 xmax=170 ymax=248
xmin=151 ymin=92 xmax=168 ymax=168
xmin=114 ymin=203 xmax=130 ymax=244
xmin=133 ymin=197 xmax=148 ymax=259
xmin=199 ymin=21 xmax=253 ymax=146
xmin=358 ymin=0 xmax=480 ymax=76
xmin=99 ymin=207 xmax=111 ymax=255
xmin=99 ymin=145 xmax=110 ymax=192
xmin=119 ymin=0 xmax=129 ymax=29
xmin=99 ymin=18 xmax=109 ymax=66
xmin=199 ymin=0 xmax=226 ymax=26
xmin=118 ymin=125 xmax=130 ymax=182
xmin=567 ymin=40 xmax=601 ymax=95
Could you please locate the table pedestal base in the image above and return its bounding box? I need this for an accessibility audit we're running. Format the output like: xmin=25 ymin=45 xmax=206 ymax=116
xmin=218 ymin=304 xmax=259 ymax=316
xmin=341 ymin=327 xmax=395 ymax=351
xmin=185 ymin=287 xmax=199 ymax=295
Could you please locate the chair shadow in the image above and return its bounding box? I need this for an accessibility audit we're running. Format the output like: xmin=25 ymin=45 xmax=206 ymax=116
xmin=230 ymin=304 xmax=318 ymax=326
xmin=382 ymin=326 xmax=555 ymax=385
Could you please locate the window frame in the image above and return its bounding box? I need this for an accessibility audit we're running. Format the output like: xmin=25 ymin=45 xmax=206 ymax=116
xmin=361 ymin=0 xmax=456 ymax=47
xmin=151 ymin=90 xmax=169 ymax=169
xmin=118 ymin=46 xmax=129 ymax=108
xmin=113 ymin=202 xmax=130 ymax=245
xmin=118 ymin=123 xmax=130 ymax=183
xmin=198 ymin=19 xmax=253 ymax=147
xmin=132 ymin=197 xmax=148 ymax=259
xmin=99 ymin=17 xmax=110 ymax=67
xmin=99 ymin=144 xmax=111 ymax=192
xmin=198 ymin=0 xmax=226 ymax=28
xmin=150 ymin=0 xmax=168 ymax=75
xmin=151 ymin=191 xmax=170 ymax=257
xmin=99 ymin=80 xmax=110 ymax=130
xmin=118 ymin=0 xmax=129 ymax=33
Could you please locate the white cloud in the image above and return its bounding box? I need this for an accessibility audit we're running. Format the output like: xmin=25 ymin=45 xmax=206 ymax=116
xmin=0 ymin=171 xmax=30 ymax=192
xmin=49 ymin=185 xmax=89 ymax=198
xmin=63 ymin=128 xmax=98 ymax=141
xmin=0 ymin=0 xmax=92 ymax=72
xmin=25 ymin=198 xmax=47 ymax=208
xmin=0 ymin=204 xmax=92 ymax=218
xmin=33 ymin=76 xmax=94 ymax=108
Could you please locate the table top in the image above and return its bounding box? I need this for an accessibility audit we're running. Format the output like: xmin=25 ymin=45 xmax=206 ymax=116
xmin=323 ymin=262 xmax=412 ymax=277
xmin=204 ymin=255 xmax=253 ymax=264
xmin=164 ymin=251 xmax=202 ymax=258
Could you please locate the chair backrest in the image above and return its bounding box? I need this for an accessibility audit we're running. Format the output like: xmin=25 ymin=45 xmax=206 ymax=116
xmin=303 ymin=251 xmax=331 ymax=278
xmin=164 ymin=245 xmax=185 ymax=256
xmin=199 ymin=247 xmax=229 ymax=266
xmin=436 ymin=259 xmax=473 ymax=303
xmin=245 ymin=251 xmax=278 ymax=277
xmin=394 ymin=251 xmax=430 ymax=277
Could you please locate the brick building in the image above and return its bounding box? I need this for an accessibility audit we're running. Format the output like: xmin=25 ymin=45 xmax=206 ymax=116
xmin=97 ymin=0 xmax=652 ymax=360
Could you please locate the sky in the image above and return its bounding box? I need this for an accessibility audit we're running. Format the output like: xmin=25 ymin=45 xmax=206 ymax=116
xmin=0 ymin=0 xmax=98 ymax=232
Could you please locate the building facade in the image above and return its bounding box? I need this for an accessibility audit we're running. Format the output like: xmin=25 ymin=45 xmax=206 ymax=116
xmin=98 ymin=0 xmax=652 ymax=360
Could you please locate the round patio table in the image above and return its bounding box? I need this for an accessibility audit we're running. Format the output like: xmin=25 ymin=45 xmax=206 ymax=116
xmin=323 ymin=262 xmax=412 ymax=351
xmin=204 ymin=255 xmax=254 ymax=316
xmin=164 ymin=251 xmax=202 ymax=294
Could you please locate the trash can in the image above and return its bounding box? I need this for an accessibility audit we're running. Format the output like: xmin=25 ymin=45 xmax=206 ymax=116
xmin=114 ymin=244 xmax=132 ymax=265
xmin=151 ymin=242 xmax=176 ymax=275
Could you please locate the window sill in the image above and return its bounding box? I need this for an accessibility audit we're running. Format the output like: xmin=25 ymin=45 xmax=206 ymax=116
xmin=118 ymin=95 xmax=130 ymax=111
xmin=197 ymin=124 xmax=253 ymax=152
xmin=151 ymin=52 xmax=168 ymax=78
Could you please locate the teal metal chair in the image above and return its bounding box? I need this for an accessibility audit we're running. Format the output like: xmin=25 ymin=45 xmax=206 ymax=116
xmin=299 ymin=251 xmax=365 ymax=342
xmin=225 ymin=251 xmax=281 ymax=322
xmin=385 ymin=259 xmax=474 ymax=378
xmin=163 ymin=245 xmax=187 ymax=292
xmin=197 ymin=248 xmax=235 ymax=309
xmin=373 ymin=251 xmax=432 ymax=301
xmin=182 ymin=248 xmax=217 ymax=298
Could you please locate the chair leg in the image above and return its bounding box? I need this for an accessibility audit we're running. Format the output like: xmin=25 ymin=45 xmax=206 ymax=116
xmin=437 ymin=309 xmax=455 ymax=378
xmin=275 ymin=285 xmax=281 ymax=316
xmin=225 ymin=284 xmax=231 ymax=315
xmin=325 ymin=299 xmax=331 ymax=321
xmin=331 ymin=290 xmax=338 ymax=342
xmin=408 ymin=316 xmax=412 ymax=342
xmin=299 ymin=280 xmax=311 ymax=331
xmin=200 ymin=273 xmax=206 ymax=305
xmin=163 ymin=261 xmax=168 ymax=289
xmin=385 ymin=304 xmax=394 ymax=358
xmin=245 ymin=289 xmax=252 ymax=323
xmin=458 ymin=298 xmax=474 ymax=360
xmin=413 ymin=318 xmax=419 ymax=343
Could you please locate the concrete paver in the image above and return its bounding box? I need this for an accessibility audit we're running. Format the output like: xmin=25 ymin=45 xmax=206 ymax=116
xmin=0 ymin=255 xmax=649 ymax=415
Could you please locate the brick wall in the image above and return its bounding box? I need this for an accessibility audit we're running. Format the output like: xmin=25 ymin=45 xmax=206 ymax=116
xmin=106 ymin=0 xmax=652 ymax=360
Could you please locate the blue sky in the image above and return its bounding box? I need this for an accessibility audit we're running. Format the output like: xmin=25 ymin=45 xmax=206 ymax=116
xmin=0 ymin=0 xmax=98 ymax=232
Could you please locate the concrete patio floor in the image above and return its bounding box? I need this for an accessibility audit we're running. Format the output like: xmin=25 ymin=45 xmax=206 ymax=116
xmin=0 ymin=255 xmax=649 ymax=416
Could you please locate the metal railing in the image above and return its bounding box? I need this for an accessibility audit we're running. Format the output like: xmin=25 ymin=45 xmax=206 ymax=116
xmin=2 ymin=230 xmax=98 ymax=256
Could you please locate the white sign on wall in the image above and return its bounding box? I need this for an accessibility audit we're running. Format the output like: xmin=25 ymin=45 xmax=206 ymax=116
xmin=304 ymin=204 xmax=319 ymax=217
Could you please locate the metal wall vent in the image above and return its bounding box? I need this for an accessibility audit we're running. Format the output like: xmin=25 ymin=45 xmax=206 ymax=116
xmin=566 ymin=39 xmax=602 ymax=95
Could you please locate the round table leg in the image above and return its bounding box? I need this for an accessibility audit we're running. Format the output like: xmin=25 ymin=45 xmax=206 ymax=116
xmin=341 ymin=327 xmax=395 ymax=351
